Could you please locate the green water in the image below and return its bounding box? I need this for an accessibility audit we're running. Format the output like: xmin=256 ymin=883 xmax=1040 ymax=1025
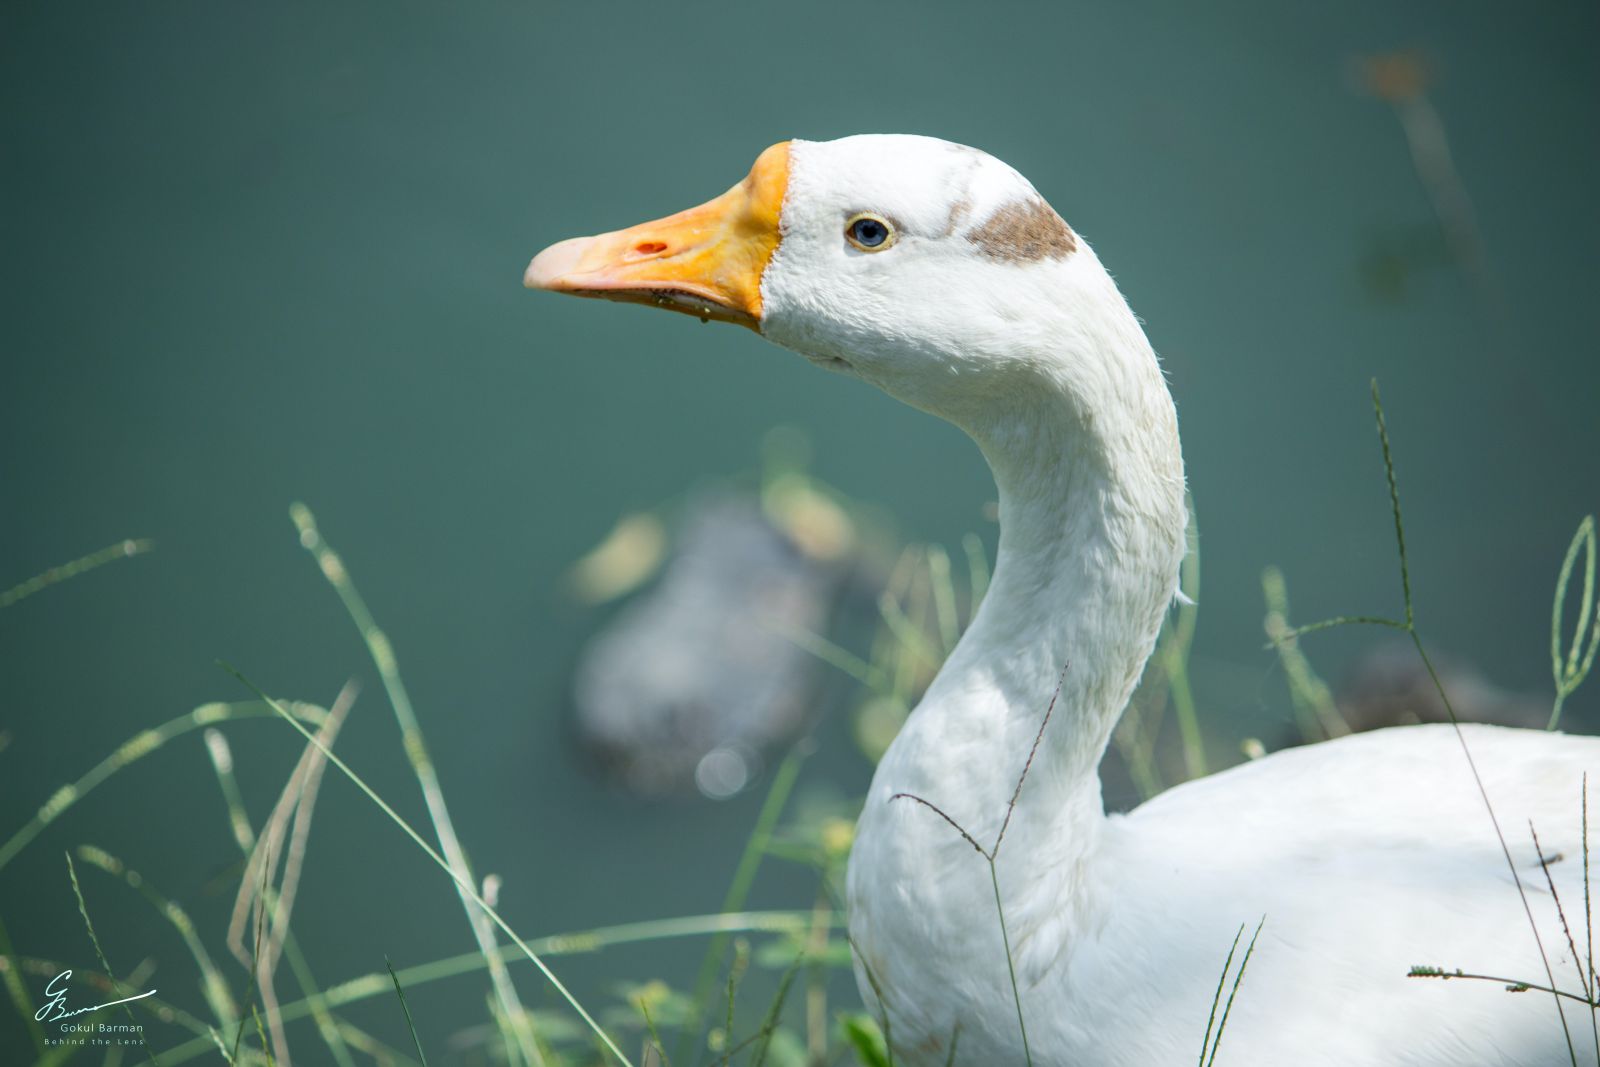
xmin=3 ymin=0 xmax=1596 ymax=1059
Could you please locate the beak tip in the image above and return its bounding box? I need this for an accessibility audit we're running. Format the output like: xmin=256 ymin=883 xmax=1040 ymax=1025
xmin=524 ymin=236 xmax=595 ymax=290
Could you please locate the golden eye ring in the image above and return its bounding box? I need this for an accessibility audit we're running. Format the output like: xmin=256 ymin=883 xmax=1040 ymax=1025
xmin=845 ymin=213 xmax=896 ymax=252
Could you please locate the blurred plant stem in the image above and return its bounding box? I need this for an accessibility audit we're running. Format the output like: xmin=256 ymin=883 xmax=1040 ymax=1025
xmin=290 ymin=503 xmax=543 ymax=1066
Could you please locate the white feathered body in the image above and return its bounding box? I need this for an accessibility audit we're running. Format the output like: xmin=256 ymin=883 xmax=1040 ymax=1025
xmin=853 ymin=720 xmax=1600 ymax=1066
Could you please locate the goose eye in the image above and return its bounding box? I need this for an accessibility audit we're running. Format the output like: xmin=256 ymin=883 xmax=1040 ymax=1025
xmin=845 ymin=214 xmax=895 ymax=252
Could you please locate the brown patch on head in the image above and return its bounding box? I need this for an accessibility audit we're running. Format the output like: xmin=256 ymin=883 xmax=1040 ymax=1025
xmin=967 ymin=197 xmax=1077 ymax=262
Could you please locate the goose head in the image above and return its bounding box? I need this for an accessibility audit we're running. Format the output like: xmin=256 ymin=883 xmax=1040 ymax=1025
xmin=526 ymin=134 xmax=1140 ymax=435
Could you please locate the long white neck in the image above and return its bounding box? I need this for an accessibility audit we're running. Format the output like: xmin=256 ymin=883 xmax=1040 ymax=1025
xmin=869 ymin=275 xmax=1188 ymax=862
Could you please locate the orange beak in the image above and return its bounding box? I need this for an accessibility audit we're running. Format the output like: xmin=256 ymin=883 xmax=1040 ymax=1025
xmin=524 ymin=142 xmax=790 ymax=331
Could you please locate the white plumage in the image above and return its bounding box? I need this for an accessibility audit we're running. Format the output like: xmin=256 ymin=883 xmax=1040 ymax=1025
xmin=529 ymin=133 xmax=1600 ymax=1065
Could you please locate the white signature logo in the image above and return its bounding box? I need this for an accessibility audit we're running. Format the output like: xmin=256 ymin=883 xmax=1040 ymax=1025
xmin=34 ymin=970 xmax=156 ymax=1023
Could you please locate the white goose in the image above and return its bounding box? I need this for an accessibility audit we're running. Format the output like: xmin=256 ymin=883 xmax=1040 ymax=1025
xmin=527 ymin=135 xmax=1598 ymax=1066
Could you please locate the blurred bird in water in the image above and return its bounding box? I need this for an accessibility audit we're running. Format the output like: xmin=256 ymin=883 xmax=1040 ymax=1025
xmin=568 ymin=492 xmax=845 ymax=798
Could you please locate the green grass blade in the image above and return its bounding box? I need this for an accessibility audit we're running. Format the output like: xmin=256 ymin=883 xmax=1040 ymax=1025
xmin=989 ymin=863 xmax=1031 ymax=1066
xmin=204 ymin=716 xmax=361 ymax=1067
xmin=222 ymin=663 xmax=632 ymax=1066
xmin=1197 ymin=924 xmax=1243 ymax=1066
xmin=925 ymin=544 xmax=960 ymax=655
xmin=1267 ymin=615 xmax=1408 ymax=645
xmin=0 ymin=702 xmax=328 ymax=875
xmin=962 ymin=533 xmax=990 ymax=612
xmin=65 ymin=852 xmax=160 ymax=1065
xmin=1408 ymin=966 xmax=1598 ymax=1005
xmin=777 ymin=623 xmax=890 ymax=693
xmin=942 ymin=1024 xmax=962 ymax=1067
xmin=0 ymin=912 xmax=46 ymax=1053
xmin=0 ymin=539 xmax=152 ymax=610
xmin=289 ymin=502 xmax=543 ymax=1066
xmin=386 ymin=957 xmax=429 ymax=1067
xmin=1168 ymin=499 xmax=1206 ymax=778
xmin=231 ymin=842 xmax=274 ymax=1064
xmin=73 ymin=846 xmax=238 ymax=1033
xmin=276 ymin=935 xmax=357 ymax=1067
xmin=839 ymin=1014 xmax=889 ymax=1067
xmin=1411 ymin=632 xmax=1578 ymax=1066
xmin=1261 ymin=567 xmax=1351 ymax=742
xmin=676 ymin=745 xmax=807 ymax=1063
xmin=0 ymin=700 xmax=328 ymax=876
xmin=203 ymin=729 xmax=257 ymax=854
xmin=153 ymin=911 xmax=829 ymax=1064
xmin=849 ymin=942 xmax=895 ymax=1067
xmin=719 ymin=938 xmax=749 ymax=1066
xmin=1204 ymin=917 xmax=1264 ymax=1067
xmin=1550 ymin=516 xmax=1599 ymax=730
xmin=748 ymin=953 xmax=803 ymax=1067
xmin=875 ymin=590 xmax=943 ymax=671
xmin=1373 ymin=381 xmax=1577 ymax=1065
xmin=1370 ymin=381 xmax=1413 ymax=630
xmin=249 ymin=1004 xmax=271 ymax=1065
xmin=637 ymin=995 xmax=670 ymax=1067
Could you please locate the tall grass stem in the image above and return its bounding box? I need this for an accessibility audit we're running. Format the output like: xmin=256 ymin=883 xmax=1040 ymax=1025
xmin=289 ymin=503 xmax=541 ymax=1066
xmin=676 ymin=745 xmax=807 ymax=1063
xmin=66 ymin=852 xmax=160 ymax=1065
xmin=223 ymin=665 xmax=632 ymax=1067
xmin=0 ymin=539 xmax=152 ymax=610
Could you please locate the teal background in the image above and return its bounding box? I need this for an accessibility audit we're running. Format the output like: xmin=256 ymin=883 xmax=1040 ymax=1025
xmin=2 ymin=0 xmax=1596 ymax=1060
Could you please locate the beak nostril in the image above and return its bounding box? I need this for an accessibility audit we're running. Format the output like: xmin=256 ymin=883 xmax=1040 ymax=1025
xmin=634 ymin=241 xmax=668 ymax=255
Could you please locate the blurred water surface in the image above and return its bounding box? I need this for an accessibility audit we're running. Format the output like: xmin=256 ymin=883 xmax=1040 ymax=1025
xmin=2 ymin=0 xmax=1596 ymax=1057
